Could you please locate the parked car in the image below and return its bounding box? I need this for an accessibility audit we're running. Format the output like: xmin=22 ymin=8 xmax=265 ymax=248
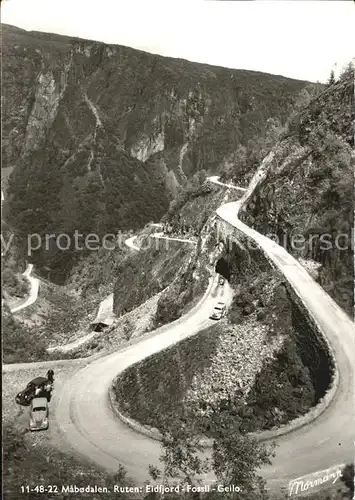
xmin=218 ymin=275 xmax=225 ymax=286
xmin=16 ymin=385 xmax=36 ymax=406
xmin=15 ymin=377 xmax=52 ymax=406
xmin=210 ymin=301 xmax=226 ymax=320
xmin=29 ymin=397 xmax=49 ymax=431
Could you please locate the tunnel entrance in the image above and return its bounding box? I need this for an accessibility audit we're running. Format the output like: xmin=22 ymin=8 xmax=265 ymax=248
xmin=215 ymin=257 xmax=231 ymax=280
xmin=91 ymin=322 xmax=108 ymax=332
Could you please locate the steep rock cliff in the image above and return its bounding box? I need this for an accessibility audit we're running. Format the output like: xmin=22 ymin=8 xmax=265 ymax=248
xmin=240 ymin=68 xmax=354 ymax=315
xmin=2 ymin=23 xmax=309 ymax=279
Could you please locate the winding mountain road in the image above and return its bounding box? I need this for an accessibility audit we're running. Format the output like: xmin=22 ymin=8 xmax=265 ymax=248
xmin=3 ymin=187 xmax=40 ymax=314
xmin=125 ymin=228 xmax=197 ymax=251
xmin=208 ymin=175 xmax=247 ymax=193
xmin=215 ymin=184 xmax=355 ymax=492
xmin=125 ymin=235 xmax=140 ymax=251
xmin=54 ymin=276 xmax=233 ymax=479
xmin=150 ymin=232 xmax=197 ymax=245
xmin=10 ymin=263 xmax=40 ymax=313
xmin=43 ymin=228 xmax=196 ymax=354
xmin=52 ymin=175 xmax=355 ymax=494
xmin=4 ymin=175 xmax=354 ymax=495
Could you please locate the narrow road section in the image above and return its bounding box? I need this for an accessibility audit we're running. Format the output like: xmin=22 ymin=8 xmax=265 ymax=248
xmin=10 ymin=264 xmax=40 ymax=313
xmin=55 ymin=175 xmax=354 ymax=494
xmin=213 ymin=177 xmax=355 ymax=492
xmin=54 ymin=277 xmax=232 ymax=482
xmin=3 ymin=188 xmax=40 ymax=314
xmin=208 ymin=175 xmax=247 ymax=192
xmin=150 ymin=232 xmax=197 ymax=245
xmin=125 ymin=235 xmax=140 ymax=251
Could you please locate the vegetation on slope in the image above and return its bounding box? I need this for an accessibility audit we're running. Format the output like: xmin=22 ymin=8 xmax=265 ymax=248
xmin=162 ymin=170 xmax=213 ymax=229
xmin=3 ymin=275 xmax=103 ymax=363
xmin=6 ymin=143 xmax=169 ymax=283
xmin=153 ymin=253 xmax=210 ymax=328
xmin=2 ymin=267 xmax=29 ymax=299
xmin=66 ymin=243 xmax=127 ymax=297
xmin=3 ymin=426 xmax=138 ymax=500
xmin=1 ymin=221 xmax=29 ymax=299
xmin=241 ymin=66 xmax=354 ymax=315
xmin=3 ymin=23 xmax=309 ymax=280
xmin=2 ymin=301 xmax=48 ymax=364
xmin=113 ymin=239 xmax=193 ymax=317
xmin=114 ymin=324 xmax=220 ymax=425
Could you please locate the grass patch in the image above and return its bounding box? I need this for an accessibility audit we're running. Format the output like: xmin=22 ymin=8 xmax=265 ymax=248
xmin=2 ymin=301 xmax=49 ymax=364
xmin=113 ymin=239 xmax=193 ymax=317
xmin=114 ymin=324 xmax=221 ymax=428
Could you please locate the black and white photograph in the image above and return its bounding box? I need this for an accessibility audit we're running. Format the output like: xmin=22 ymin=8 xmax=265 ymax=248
xmin=1 ymin=1 xmax=354 ymax=499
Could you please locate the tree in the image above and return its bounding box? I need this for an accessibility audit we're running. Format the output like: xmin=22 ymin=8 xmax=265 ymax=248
xmin=150 ymin=403 xmax=274 ymax=500
xmin=293 ymin=88 xmax=312 ymax=111
xmin=221 ymin=145 xmax=247 ymax=182
xmin=327 ymin=69 xmax=336 ymax=86
xmin=205 ymin=410 xmax=273 ymax=500
xmin=338 ymin=61 xmax=354 ymax=84
xmin=150 ymin=413 xmax=209 ymax=489
xmin=264 ymin=118 xmax=284 ymax=147
xmin=340 ymin=463 xmax=354 ymax=497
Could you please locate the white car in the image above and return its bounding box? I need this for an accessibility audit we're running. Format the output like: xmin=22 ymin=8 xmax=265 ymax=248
xmin=210 ymin=301 xmax=226 ymax=320
xmin=29 ymin=397 xmax=49 ymax=431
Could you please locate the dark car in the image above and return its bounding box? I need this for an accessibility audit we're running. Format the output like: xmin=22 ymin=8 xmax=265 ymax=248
xmin=28 ymin=377 xmax=49 ymax=387
xmin=16 ymin=386 xmax=36 ymax=406
xmin=218 ymin=275 xmax=225 ymax=286
xmin=15 ymin=377 xmax=52 ymax=406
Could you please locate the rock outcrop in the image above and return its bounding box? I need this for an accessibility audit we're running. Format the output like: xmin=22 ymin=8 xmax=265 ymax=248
xmin=241 ymin=69 xmax=354 ymax=315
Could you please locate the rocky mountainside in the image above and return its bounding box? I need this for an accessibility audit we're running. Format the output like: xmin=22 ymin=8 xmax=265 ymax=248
xmin=2 ymin=24 xmax=309 ymax=280
xmin=240 ymin=67 xmax=354 ymax=315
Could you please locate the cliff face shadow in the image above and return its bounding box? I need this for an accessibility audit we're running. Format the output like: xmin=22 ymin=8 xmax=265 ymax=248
xmin=215 ymin=257 xmax=231 ymax=280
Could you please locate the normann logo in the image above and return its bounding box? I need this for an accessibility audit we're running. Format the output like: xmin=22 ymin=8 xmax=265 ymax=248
xmin=288 ymin=464 xmax=344 ymax=497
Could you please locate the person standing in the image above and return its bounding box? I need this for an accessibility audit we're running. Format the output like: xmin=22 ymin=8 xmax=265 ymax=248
xmin=46 ymin=369 xmax=54 ymax=384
